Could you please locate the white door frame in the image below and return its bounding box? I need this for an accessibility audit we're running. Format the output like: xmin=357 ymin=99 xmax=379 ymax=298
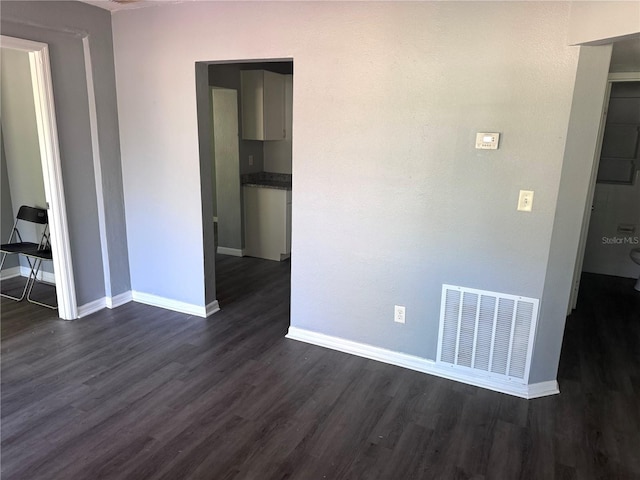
xmin=569 ymin=71 xmax=640 ymax=311
xmin=1 ymin=35 xmax=78 ymax=319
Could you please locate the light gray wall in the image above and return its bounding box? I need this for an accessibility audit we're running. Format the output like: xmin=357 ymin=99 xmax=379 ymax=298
xmin=533 ymin=45 xmax=613 ymax=383
xmin=0 ymin=129 xmax=18 ymax=270
xmin=533 ymin=4 xmax=640 ymax=380
xmin=1 ymin=1 xmax=130 ymax=305
xmin=195 ymin=62 xmax=217 ymax=306
xmin=86 ymin=6 xmax=131 ymax=298
xmin=113 ymin=2 xmax=582 ymax=369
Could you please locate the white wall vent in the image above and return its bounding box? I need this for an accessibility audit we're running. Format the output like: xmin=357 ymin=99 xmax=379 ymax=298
xmin=437 ymin=284 xmax=539 ymax=384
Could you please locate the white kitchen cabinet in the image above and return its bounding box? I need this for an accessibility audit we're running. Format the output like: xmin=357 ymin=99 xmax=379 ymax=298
xmin=243 ymin=186 xmax=291 ymax=261
xmin=241 ymin=70 xmax=285 ymax=141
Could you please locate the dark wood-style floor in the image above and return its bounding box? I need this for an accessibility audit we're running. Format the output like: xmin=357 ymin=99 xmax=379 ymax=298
xmin=1 ymin=260 xmax=639 ymax=479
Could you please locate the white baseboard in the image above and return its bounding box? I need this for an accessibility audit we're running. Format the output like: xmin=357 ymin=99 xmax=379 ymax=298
xmin=525 ymin=380 xmax=561 ymax=399
xmin=0 ymin=267 xmax=21 ymax=280
xmin=285 ymin=327 xmax=560 ymax=400
xmin=78 ymin=297 xmax=107 ymax=318
xmin=79 ymin=290 xmax=211 ymax=319
xmin=1 ymin=267 xmax=55 ymax=283
xmin=216 ymin=246 xmax=244 ymax=257
xmin=21 ymin=266 xmax=55 ymax=284
xmin=79 ymin=291 xmax=216 ymax=319
xmin=206 ymin=300 xmax=220 ymax=317
xmin=38 ymin=270 xmax=56 ymax=284
xmin=77 ymin=291 xmax=132 ymax=318
xmin=132 ymin=291 xmax=209 ymax=318
xmin=107 ymin=291 xmax=133 ymax=309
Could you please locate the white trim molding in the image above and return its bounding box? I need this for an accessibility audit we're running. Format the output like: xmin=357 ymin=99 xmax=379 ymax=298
xmin=206 ymin=300 xmax=220 ymax=317
xmin=79 ymin=292 xmax=216 ymax=319
xmin=525 ymin=380 xmax=561 ymax=399
xmin=21 ymin=266 xmax=55 ymax=284
xmin=78 ymin=297 xmax=107 ymax=318
xmin=106 ymin=291 xmax=133 ymax=309
xmin=0 ymin=267 xmax=21 ymax=280
xmin=77 ymin=291 xmax=132 ymax=318
xmin=0 ymin=265 xmax=55 ymax=283
xmin=82 ymin=36 xmax=113 ymax=300
xmin=132 ymin=291 xmax=210 ymax=318
xmin=216 ymin=247 xmax=244 ymax=257
xmin=286 ymin=327 xmax=560 ymax=399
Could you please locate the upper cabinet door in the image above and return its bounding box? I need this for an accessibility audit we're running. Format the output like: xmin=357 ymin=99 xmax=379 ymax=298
xmin=241 ymin=70 xmax=285 ymax=141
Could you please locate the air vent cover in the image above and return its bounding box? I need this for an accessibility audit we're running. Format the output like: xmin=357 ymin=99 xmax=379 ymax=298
xmin=437 ymin=284 xmax=539 ymax=383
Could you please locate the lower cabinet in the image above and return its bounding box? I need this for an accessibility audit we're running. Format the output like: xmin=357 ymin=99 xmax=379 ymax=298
xmin=243 ymin=186 xmax=292 ymax=261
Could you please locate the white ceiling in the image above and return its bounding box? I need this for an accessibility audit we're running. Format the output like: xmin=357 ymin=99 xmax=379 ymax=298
xmin=78 ymin=0 xmax=195 ymax=12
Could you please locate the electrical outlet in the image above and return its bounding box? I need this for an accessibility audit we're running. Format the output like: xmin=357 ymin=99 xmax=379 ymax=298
xmin=248 ymin=155 xmax=254 ymax=166
xmin=517 ymin=190 xmax=534 ymax=212
xmin=394 ymin=305 xmax=406 ymax=324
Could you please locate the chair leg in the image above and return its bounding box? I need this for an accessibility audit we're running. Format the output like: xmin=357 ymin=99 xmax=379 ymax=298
xmin=0 ymin=253 xmax=32 ymax=302
xmin=25 ymin=258 xmax=57 ymax=310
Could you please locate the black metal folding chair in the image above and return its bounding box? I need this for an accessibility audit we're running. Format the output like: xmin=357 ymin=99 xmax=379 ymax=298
xmin=0 ymin=205 xmax=57 ymax=309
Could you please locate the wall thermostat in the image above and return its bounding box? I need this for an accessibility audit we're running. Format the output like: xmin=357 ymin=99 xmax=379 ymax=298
xmin=475 ymin=132 xmax=500 ymax=150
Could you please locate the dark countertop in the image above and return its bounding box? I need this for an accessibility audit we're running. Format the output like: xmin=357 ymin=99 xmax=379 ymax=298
xmin=241 ymin=172 xmax=292 ymax=191
xmin=243 ymin=181 xmax=291 ymax=190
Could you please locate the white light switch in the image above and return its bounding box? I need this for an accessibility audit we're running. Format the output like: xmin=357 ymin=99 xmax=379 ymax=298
xmin=475 ymin=132 xmax=500 ymax=150
xmin=518 ymin=190 xmax=534 ymax=212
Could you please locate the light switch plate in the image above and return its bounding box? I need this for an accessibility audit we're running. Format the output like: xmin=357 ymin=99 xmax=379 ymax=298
xmin=475 ymin=132 xmax=500 ymax=150
xmin=518 ymin=190 xmax=534 ymax=212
